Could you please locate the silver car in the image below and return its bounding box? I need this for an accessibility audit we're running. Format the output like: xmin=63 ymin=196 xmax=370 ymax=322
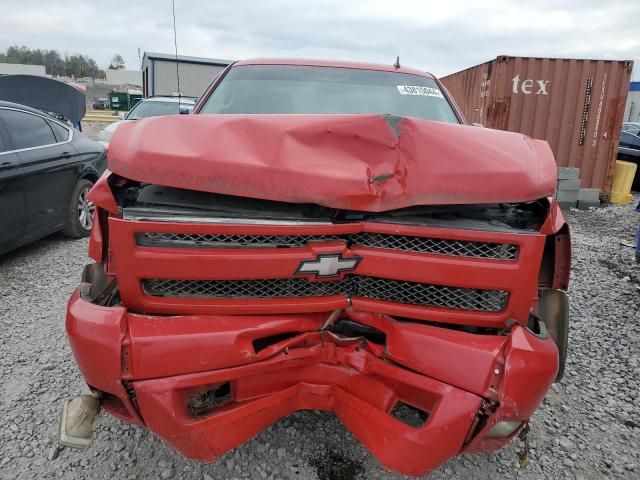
xmin=98 ymin=96 xmax=196 ymax=145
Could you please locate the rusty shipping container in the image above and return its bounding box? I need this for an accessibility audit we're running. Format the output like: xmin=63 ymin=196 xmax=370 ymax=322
xmin=440 ymin=56 xmax=633 ymax=197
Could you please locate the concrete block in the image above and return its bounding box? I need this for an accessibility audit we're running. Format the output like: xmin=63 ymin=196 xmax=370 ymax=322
xmin=557 ymin=178 xmax=581 ymax=190
xmin=556 ymin=189 xmax=579 ymax=202
xmin=577 ymin=200 xmax=600 ymax=210
xmin=577 ymin=188 xmax=600 ymax=202
xmin=557 ymin=167 xmax=580 ymax=180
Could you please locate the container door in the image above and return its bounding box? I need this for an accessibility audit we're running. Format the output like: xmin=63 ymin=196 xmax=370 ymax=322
xmin=472 ymin=62 xmax=493 ymax=125
xmin=485 ymin=57 xmax=512 ymax=132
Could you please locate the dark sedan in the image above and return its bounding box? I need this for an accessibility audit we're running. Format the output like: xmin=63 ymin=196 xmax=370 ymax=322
xmin=0 ymin=101 xmax=106 ymax=255
xmin=92 ymin=98 xmax=109 ymax=110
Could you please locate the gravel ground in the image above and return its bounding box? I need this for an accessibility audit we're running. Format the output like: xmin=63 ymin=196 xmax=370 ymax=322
xmin=1 ymin=197 xmax=639 ymax=480
xmin=81 ymin=121 xmax=105 ymax=141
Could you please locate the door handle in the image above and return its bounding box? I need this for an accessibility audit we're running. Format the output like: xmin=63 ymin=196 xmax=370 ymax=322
xmin=0 ymin=162 xmax=15 ymax=171
xmin=60 ymin=152 xmax=72 ymax=159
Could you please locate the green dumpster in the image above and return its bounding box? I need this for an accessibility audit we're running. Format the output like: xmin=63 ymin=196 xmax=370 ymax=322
xmin=127 ymin=90 xmax=143 ymax=108
xmin=108 ymin=91 xmax=129 ymax=111
xmin=109 ymin=90 xmax=143 ymax=111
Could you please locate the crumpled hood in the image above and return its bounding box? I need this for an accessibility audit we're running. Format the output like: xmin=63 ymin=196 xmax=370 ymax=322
xmin=108 ymin=114 xmax=557 ymax=211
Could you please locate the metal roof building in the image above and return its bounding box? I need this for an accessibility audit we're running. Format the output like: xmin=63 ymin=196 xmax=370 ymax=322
xmin=142 ymin=52 xmax=232 ymax=98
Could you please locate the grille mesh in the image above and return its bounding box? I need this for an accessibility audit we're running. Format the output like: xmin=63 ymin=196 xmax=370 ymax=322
xmin=142 ymin=276 xmax=508 ymax=312
xmin=349 ymin=233 xmax=517 ymax=260
xmin=138 ymin=231 xmax=517 ymax=260
xmin=137 ymin=232 xmax=342 ymax=248
xmin=356 ymin=276 xmax=508 ymax=312
xmin=143 ymin=277 xmax=353 ymax=298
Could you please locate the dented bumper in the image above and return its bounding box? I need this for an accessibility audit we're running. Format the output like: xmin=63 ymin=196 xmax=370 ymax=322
xmin=67 ymin=286 xmax=558 ymax=476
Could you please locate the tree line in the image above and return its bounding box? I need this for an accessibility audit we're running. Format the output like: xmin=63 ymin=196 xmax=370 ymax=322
xmin=0 ymin=46 xmax=127 ymax=79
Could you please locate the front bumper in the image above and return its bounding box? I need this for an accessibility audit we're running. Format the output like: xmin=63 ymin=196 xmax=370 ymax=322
xmin=67 ymin=287 xmax=558 ymax=476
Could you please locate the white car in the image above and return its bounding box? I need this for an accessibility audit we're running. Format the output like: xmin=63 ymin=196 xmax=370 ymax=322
xmin=98 ymin=96 xmax=196 ymax=145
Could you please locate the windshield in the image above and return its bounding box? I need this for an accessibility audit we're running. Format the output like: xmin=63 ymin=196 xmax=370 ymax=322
xmin=126 ymin=100 xmax=192 ymax=120
xmin=200 ymin=65 xmax=460 ymax=123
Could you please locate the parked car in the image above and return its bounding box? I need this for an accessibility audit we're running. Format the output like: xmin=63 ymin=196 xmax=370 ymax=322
xmin=0 ymin=101 xmax=106 ymax=255
xmin=618 ymin=122 xmax=640 ymax=190
xmin=621 ymin=121 xmax=640 ymax=132
xmin=92 ymin=98 xmax=109 ymax=110
xmin=97 ymin=96 xmax=196 ymax=145
xmin=62 ymin=59 xmax=570 ymax=476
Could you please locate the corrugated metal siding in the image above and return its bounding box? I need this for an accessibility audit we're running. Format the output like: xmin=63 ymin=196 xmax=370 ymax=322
xmin=153 ymin=61 xmax=225 ymax=98
xmin=440 ymin=62 xmax=493 ymax=125
xmin=441 ymin=56 xmax=633 ymax=196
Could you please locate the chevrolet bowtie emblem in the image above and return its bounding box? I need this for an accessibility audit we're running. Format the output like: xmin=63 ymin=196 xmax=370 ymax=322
xmin=295 ymin=253 xmax=362 ymax=279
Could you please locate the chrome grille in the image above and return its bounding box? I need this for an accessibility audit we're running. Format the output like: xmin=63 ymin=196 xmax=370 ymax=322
xmin=142 ymin=276 xmax=508 ymax=312
xmin=350 ymin=233 xmax=517 ymax=260
xmin=138 ymin=231 xmax=518 ymax=260
xmin=137 ymin=232 xmax=342 ymax=248
xmin=355 ymin=276 xmax=508 ymax=312
xmin=143 ymin=277 xmax=353 ymax=298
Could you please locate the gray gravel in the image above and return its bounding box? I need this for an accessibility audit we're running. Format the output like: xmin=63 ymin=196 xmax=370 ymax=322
xmin=80 ymin=121 xmax=104 ymax=142
xmin=1 ymin=197 xmax=639 ymax=480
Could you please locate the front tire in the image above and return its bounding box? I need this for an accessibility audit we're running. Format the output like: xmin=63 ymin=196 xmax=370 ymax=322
xmin=62 ymin=179 xmax=95 ymax=238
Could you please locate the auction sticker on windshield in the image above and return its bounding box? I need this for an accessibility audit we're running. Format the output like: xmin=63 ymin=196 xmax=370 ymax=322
xmin=396 ymin=85 xmax=444 ymax=98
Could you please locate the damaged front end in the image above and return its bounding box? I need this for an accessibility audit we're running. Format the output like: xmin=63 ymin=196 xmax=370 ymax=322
xmin=64 ymin=112 xmax=570 ymax=476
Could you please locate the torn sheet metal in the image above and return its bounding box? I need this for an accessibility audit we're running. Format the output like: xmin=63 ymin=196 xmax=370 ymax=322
xmin=107 ymin=114 xmax=557 ymax=211
xmin=67 ymin=286 xmax=559 ymax=475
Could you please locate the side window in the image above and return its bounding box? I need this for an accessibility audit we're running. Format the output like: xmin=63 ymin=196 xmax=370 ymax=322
xmin=0 ymin=109 xmax=56 ymax=150
xmin=48 ymin=120 xmax=70 ymax=142
xmin=0 ymin=130 xmax=7 ymax=153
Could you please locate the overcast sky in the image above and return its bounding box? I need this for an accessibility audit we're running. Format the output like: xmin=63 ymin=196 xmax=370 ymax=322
xmin=1 ymin=0 xmax=638 ymax=79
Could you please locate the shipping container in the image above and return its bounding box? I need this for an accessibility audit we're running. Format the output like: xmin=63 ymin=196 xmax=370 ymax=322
xmin=441 ymin=56 xmax=633 ymax=198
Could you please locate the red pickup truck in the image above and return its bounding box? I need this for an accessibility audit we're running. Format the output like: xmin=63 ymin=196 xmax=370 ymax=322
xmin=61 ymin=58 xmax=570 ymax=476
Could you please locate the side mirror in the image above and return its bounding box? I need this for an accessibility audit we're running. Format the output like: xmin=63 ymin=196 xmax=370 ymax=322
xmin=179 ymin=107 xmax=190 ymax=115
xmin=118 ymin=112 xmax=126 ymax=120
